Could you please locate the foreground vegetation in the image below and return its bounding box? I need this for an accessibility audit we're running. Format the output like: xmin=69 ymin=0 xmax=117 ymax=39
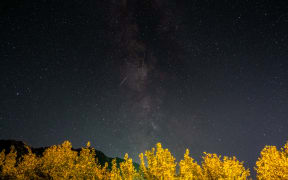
xmin=1 ymin=141 xmax=288 ymax=179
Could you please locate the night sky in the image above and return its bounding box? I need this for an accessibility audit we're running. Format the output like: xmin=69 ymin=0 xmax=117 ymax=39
xmin=1 ymin=0 xmax=288 ymax=175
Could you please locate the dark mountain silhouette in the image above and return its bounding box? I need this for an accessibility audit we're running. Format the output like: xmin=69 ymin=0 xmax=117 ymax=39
xmin=0 ymin=140 xmax=139 ymax=170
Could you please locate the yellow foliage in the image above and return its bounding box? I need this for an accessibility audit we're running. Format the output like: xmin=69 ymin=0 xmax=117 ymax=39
xmin=201 ymin=152 xmax=250 ymax=180
xmin=255 ymin=141 xmax=288 ymax=179
xmin=40 ymin=141 xmax=78 ymax=179
xmin=0 ymin=149 xmax=5 ymax=168
xmin=179 ymin=149 xmax=203 ymax=180
xmin=1 ymin=146 xmax=17 ymax=178
xmin=16 ymin=145 xmax=41 ymax=179
xmin=73 ymin=141 xmax=104 ymax=179
xmin=109 ymin=158 xmax=122 ymax=180
xmin=6 ymin=140 xmax=288 ymax=179
xmin=120 ymin=153 xmax=140 ymax=180
xmin=39 ymin=141 xmax=108 ymax=179
xmin=139 ymin=142 xmax=177 ymax=180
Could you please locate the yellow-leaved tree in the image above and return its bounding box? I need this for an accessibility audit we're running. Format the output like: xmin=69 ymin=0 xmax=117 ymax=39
xmin=179 ymin=149 xmax=203 ymax=179
xmin=120 ymin=153 xmax=141 ymax=180
xmin=39 ymin=141 xmax=78 ymax=179
xmin=16 ymin=145 xmax=41 ymax=179
xmin=6 ymin=140 xmax=288 ymax=179
xmin=109 ymin=158 xmax=122 ymax=180
xmin=201 ymin=152 xmax=250 ymax=179
xmin=73 ymin=141 xmax=107 ymax=179
xmin=139 ymin=143 xmax=177 ymax=180
xmin=1 ymin=146 xmax=17 ymax=178
xmin=255 ymin=141 xmax=288 ymax=179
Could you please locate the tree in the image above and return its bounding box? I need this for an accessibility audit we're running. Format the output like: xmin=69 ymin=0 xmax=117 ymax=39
xmin=139 ymin=143 xmax=177 ymax=179
xmin=201 ymin=152 xmax=250 ymax=179
xmin=179 ymin=149 xmax=203 ymax=179
xmin=40 ymin=141 xmax=78 ymax=179
xmin=0 ymin=146 xmax=17 ymax=178
xmin=16 ymin=145 xmax=41 ymax=179
xmin=120 ymin=153 xmax=141 ymax=180
xmin=255 ymin=141 xmax=288 ymax=179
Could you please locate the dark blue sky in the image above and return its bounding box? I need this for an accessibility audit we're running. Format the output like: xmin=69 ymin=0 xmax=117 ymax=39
xmin=1 ymin=0 xmax=287 ymax=176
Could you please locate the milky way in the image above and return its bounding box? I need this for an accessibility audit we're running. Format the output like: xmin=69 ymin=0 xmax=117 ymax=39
xmin=108 ymin=0 xmax=174 ymax=155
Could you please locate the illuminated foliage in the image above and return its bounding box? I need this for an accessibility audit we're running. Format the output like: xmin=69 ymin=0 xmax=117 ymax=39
xmin=39 ymin=141 xmax=78 ymax=179
xmin=120 ymin=153 xmax=140 ymax=180
xmin=16 ymin=145 xmax=41 ymax=179
xmin=1 ymin=146 xmax=17 ymax=178
xmin=109 ymin=158 xmax=122 ymax=180
xmin=179 ymin=149 xmax=203 ymax=179
xmin=255 ymin=141 xmax=288 ymax=179
xmin=0 ymin=149 xmax=5 ymax=169
xmin=73 ymin=141 xmax=105 ymax=179
xmin=139 ymin=143 xmax=177 ymax=179
xmin=201 ymin=152 xmax=250 ymax=179
xmin=4 ymin=140 xmax=288 ymax=179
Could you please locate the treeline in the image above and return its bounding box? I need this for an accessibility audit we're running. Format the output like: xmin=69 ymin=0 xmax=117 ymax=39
xmin=0 ymin=140 xmax=288 ymax=179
